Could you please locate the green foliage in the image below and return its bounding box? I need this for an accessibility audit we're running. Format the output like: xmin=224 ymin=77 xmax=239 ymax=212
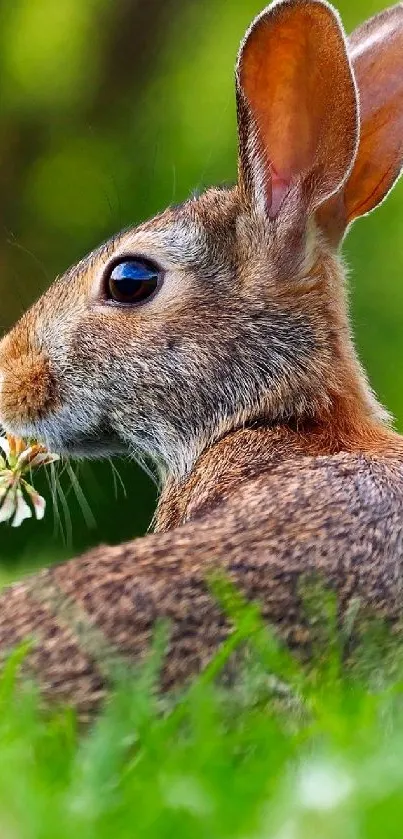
xmin=1 ymin=591 xmax=403 ymax=838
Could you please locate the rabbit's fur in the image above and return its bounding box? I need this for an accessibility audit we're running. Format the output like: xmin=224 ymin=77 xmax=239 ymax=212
xmin=0 ymin=188 xmax=388 ymax=479
xmin=0 ymin=0 xmax=402 ymax=714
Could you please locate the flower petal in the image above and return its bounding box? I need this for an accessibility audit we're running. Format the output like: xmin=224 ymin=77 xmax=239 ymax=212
xmin=0 ymin=473 xmax=13 ymax=499
xmin=0 ymin=491 xmax=16 ymax=523
xmin=26 ymin=451 xmax=60 ymax=470
xmin=12 ymin=489 xmax=33 ymax=527
xmin=23 ymin=482 xmax=46 ymax=520
xmin=15 ymin=446 xmax=36 ymax=471
xmin=0 ymin=437 xmax=10 ymax=461
xmin=7 ymin=435 xmax=25 ymax=458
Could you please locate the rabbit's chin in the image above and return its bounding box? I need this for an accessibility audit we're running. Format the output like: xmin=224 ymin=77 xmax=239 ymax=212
xmin=0 ymin=413 xmax=126 ymax=461
xmin=52 ymin=436 xmax=126 ymax=461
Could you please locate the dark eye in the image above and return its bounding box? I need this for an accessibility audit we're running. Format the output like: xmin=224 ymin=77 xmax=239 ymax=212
xmin=106 ymin=258 xmax=161 ymax=305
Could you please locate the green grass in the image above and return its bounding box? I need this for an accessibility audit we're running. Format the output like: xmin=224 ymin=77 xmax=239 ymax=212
xmin=1 ymin=586 xmax=403 ymax=839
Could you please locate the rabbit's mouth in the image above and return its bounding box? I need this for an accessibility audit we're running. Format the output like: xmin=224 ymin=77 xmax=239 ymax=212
xmin=0 ymin=401 xmax=126 ymax=461
xmin=0 ymin=328 xmax=125 ymax=458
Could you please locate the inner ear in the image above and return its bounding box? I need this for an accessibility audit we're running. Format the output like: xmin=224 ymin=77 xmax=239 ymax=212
xmin=236 ymin=0 xmax=359 ymax=219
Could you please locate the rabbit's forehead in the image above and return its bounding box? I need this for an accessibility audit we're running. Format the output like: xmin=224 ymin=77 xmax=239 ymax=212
xmin=114 ymin=217 xmax=211 ymax=269
xmin=75 ymin=188 xmax=241 ymax=277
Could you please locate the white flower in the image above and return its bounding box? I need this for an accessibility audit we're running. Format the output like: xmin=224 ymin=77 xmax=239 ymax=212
xmin=0 ymin=437 xmax=11 ymax=461
xmin=0 ymin=434 xmax=59 ymax=527
xmin=0 ymin=485 xmax=16 ymax=524
xmin=24 ymin=482 xmax=46 ymax=521
xmin=12 ymin=488 xmax=33 ymax=528
xmin=297 ymin=760 xmax=353 ymax=811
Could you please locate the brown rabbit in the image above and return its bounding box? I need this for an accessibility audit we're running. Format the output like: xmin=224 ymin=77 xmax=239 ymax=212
xmin=0 ymin=0 xmax=402 ymax=716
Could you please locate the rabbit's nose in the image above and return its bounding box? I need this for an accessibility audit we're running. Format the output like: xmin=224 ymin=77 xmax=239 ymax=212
xmin=0 ymin=370 xmax=4 ymax=420
xmin=0 ymin=329 xmax=59 ymax=432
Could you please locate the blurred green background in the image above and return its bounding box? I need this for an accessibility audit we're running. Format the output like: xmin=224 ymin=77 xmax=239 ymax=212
xmin=0 ymin=0 xmax=402 ymax=572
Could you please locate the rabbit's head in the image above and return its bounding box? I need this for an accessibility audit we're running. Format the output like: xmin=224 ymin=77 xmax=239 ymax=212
xmin=0 ymin=0 xmax=402 ymax=478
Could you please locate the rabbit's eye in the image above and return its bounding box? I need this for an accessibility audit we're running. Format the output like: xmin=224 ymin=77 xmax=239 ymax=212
xmin=106 ymin=259 xmax=160 ymax=305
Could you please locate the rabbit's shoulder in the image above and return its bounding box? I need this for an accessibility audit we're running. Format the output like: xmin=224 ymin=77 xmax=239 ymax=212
xmin=204 ymin=452 xmax=403 ymax=563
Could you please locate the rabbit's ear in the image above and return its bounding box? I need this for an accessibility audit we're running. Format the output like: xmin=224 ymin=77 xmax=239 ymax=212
xmin=318 ymin=4 xmax=403 ymax=243
xmin=346 ymin=4 xmax=403 ymax=222
xmin=236 ymin=0 xmax=359 ymax=220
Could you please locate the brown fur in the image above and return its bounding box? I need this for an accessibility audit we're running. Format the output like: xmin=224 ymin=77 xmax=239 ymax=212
xmin=0 ymin=0 xmax=402 ymax=715
xmin=0 ymin=326 xmax=59 ymax=427
xmin=0 ymin=436 xmax=403 ymax=718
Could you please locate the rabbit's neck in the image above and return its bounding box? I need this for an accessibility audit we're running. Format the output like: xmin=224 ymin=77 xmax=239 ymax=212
xmin=154 ymin=405 xmax=403 ymax=533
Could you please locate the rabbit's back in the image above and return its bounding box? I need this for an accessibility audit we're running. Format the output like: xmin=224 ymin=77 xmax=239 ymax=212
xmin=51 ymin=447 xmax=403 ymax=662
xmin=0 ymin=446 xmax=402 ymax=716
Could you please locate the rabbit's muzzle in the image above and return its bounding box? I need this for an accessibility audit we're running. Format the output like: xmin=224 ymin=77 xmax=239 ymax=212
xmin=0 ymin=330 xmax=59 ymax=436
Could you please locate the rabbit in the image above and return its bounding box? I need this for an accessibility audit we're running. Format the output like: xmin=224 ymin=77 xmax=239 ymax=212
xmin=0 ymin=0 xmax=402 ymax=716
